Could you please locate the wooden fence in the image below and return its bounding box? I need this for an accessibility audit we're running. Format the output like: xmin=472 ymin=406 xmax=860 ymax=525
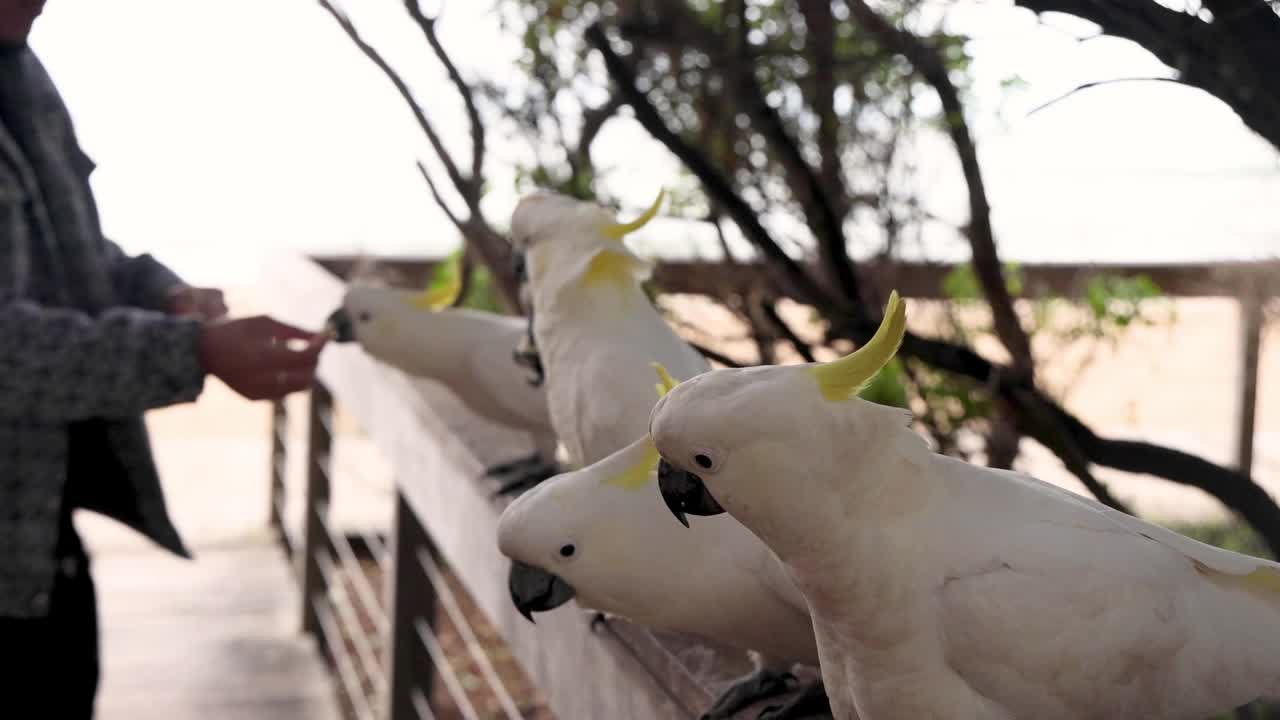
xmin=313 ymin=254 xmax=1275 ymax=476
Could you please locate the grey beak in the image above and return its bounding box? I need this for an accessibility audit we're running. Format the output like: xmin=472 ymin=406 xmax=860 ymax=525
xmin=325 ymin=307 xmax=356 ymax=343
xmin=657 ymin=459 xmax=724 ymax=528
xmin=508 ymin=560 xmax=576 ymax=623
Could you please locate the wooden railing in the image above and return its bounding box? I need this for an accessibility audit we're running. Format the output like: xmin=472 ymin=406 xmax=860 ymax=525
xmin=312 ymin=253 xmax=1275 ymax=478
xmin=270 ymin=381 xmax=536 ymax=720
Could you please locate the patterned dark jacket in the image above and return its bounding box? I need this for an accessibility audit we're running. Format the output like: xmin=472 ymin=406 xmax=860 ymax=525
xmin=0 ymin=46 xmax=206 ymax=618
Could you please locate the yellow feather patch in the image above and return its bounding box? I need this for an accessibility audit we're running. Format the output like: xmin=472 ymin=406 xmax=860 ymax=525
xmin=1194 ymin=560 xmax=1280 ymax=604
xmin=603 ymin=441 xmax=660 ymax=491
xmin=808 ymin=290 xmax=907 ymax=402
xmin=652 ymin=362 xmax=679 ymax=399
xmin=580 ymin=249 xmax=642 ymax=288
xmin=406 ymin=269 xmax=463 ymax=310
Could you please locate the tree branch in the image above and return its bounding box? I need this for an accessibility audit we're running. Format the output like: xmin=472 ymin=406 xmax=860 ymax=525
xmin=416 ymin=159 xmax=462 ymax=229
xmin=687 ymin=341 xmax=749 ymax=369
xmin=570 ymin=95 xmax=623 ymax=188
xmin=841 ymin=0 xmax=1035 ymax=376
xmin=402 ymin=0 xmax=486 ymax=204
xmin=828 ymin=315 xmax=1280 ymax=554
xmin=318 ymin=0 xmax=521 ymax=310
xmin=1014 ymin=0 xmax=1280 ymax=151
xmin=1027 ymin=76 xmax=1186 ymax=116
xmin=798 ymin=0 xmax=853 ymax=225
xmin=625 ymin=9 xmax=863 ymax=307
xmin=760 ymin=299 xmax=817 ymax=364
xmin=584 ymin=22 xmax=833 ymax=308
xmin=317 ymin=1 xmax=471 ymax=203
xmin=589 ymin=13 xmax=1280 ymax=554
xmin=451 ymin=243 xmax=475 ymax=309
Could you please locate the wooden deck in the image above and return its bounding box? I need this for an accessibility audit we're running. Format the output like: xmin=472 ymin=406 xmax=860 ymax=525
xmin=91 ymin=537 xmax=342 ymax=720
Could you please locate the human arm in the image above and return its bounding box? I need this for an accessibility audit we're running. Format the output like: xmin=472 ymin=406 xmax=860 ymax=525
xmin=0 ymin=298 xmax=207 ymax=422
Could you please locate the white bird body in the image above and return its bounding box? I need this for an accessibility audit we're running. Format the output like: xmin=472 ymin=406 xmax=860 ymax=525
xmin=503 ymin=191 xmax=832 ymax=717
xmin=337 ymin=286 xmax=556 ymax=459
xmin=649 ymin=293 xmax=1280 ymax=720
xmin=509 ymin=191 xmax=708 ymax=466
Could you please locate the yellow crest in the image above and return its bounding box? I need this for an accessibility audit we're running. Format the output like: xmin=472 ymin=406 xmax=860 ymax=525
xmin=808 ymin=291 xmax=907 ymax=402
xmin=581 ymin=249 xmax=645 ymax=288
xmin=652 ymin=361 xmax=679 ymax=399
xmin=407 ymin=268 xmax=462 ymax=310
xmin=603 ymin=439 xmax=661 ymax=491
xmin=601 ymin=189 xmax=665 ymax=241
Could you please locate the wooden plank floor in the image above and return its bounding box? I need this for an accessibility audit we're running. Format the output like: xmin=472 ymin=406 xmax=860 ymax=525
xmin=90 ymin=538 xmax=342 ymax=720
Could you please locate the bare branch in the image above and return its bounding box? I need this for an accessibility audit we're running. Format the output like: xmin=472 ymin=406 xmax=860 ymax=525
xmin=760 ymin=299 xmax=817 ymax=364
xmin=687 ymin=340 xmax=749 ymax=369
xmin=840 ymin=0 xmax=1035 ymax=376
xmin=403 ymin=1 xmax=486 ymax=203
xmin=574 ymin=95 xmax=623 ymax=175
xmin=319 ymin=0 xmax=521 ymax=311
xmin=1014 ymin=0 xmax=1280 ymax=151
xmin=416 ymin=159 xmax=462 ymax=230
xmin=828 ymin=315 xmax=1280 ymax=553
xmin=317 ymin=0 xmax=471 ymax=203
xmin=584 ymin=22 xmax=833 ymax=308
xmin=798 ymin=1 xmax=853 ymax=225
xmin=451 ymin=243 xmax=474 ymax=309
xmin=1027 ymin=76 xmax=1185 ymax=116
xmin=1007 ymin=386 xmax=1133 ymax=514
xmin=626 ymin=9 xmax=862 ymax=306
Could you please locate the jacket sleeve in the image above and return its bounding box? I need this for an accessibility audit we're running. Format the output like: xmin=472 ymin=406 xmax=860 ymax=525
xmin=102 ymin=238 xmax=186 ymax=312
xmin=0 ymin=298 xmax=207 ymax=422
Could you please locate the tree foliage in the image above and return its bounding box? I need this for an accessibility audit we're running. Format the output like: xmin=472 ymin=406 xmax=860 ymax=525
xmin=316 ymin=0 xmax=1280 ymax=560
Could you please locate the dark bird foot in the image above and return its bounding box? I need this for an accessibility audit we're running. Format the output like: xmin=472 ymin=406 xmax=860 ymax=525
xmin=512 ymin=346 xmax=545 ymax=387
xmin=589 ymin=612 xmax=610 ymax=633
xmin=701 ymin=667 xmax=798 ymax=720
xmin=758 ymin=679 xmax=831 ymax=719
xmin=486 ymin=454 xmax=560 ymax=497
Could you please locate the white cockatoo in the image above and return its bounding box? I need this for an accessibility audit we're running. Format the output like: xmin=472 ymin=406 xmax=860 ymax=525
xmin=503 ymin=192 xmax=833 ymax=717
xmin=507 ymin=189 xmax=709 ymax=467
xmin=651 ymin=291 xmax=1280 ymax=720
xmin=497 ymin=425 xmax=833 ymax=719
xmin=326 ymin=275 xmax=557 ymax=493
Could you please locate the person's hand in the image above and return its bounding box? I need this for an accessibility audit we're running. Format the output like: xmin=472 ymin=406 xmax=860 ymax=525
xmin=168 ymin=285 xmax=229 ymax=321
xmin=198 ymin=315 xmax=327 ymax=400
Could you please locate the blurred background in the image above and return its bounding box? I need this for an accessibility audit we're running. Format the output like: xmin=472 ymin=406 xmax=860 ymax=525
xmin=27 ymin=1 xmax=1278 ymax=718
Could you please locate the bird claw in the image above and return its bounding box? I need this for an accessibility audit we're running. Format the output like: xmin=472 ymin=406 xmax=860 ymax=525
xmin=700 ymin=667 xmax=799 ymax=720
xmin=756 ymin=679 xmax=831 ymax=720
xmin=589 ymin=612 xmax=610 ymax=633
xmin=511 ymin=347 xmax=545 ymax=387
xmin=485 ymin=454 xmax=559 ymax=497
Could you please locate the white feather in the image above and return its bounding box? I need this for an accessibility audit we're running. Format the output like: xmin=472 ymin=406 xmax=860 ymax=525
xmin=339 ymin=285 xmax=556 ymax=458
xmin=650 ymin=364 xmax=1280 ymax=720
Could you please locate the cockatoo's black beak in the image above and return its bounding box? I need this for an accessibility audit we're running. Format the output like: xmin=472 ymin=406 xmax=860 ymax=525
xmin=657 ymin=459 xmax=724 ymax=528
xmin=508 ymin=560 xmax=576 ymax=623
xmin=325 ymin=307 xmax=356 ymax=343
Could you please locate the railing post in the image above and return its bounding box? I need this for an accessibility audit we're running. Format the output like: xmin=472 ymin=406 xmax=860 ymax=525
xmin=384 ymin=490 xmax=438 ymax=720
xmin=1235 ymin=284 xmax=1264 ymax=476
xmin=269 ymin=399 xmax=288 ymax=543
xmin=301 ymin=383 xmax=334 ymax=638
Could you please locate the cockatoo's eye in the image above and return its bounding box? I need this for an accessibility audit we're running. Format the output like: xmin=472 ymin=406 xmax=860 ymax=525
xmin=558 ymin=543 xmax=576 ymax=559
xmin=692 ymin=451 xmax=718 ymax=472
xmin=357 ymin=311 xmax=372 ymax=323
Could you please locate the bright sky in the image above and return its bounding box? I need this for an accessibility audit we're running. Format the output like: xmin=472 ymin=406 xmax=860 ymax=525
xmin=27 ymin=0 xmax=1280 ymax=287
